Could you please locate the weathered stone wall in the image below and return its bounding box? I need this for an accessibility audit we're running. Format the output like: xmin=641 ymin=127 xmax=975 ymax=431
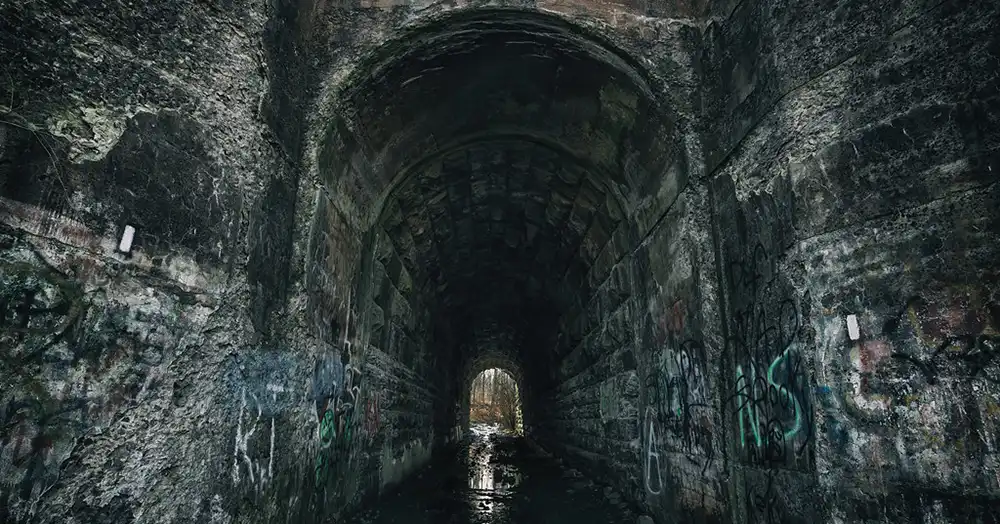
xmin=0 ymin=0 xmax=321 ymax=522
xmin=696 ymin=0 xmax=1000 ymax=522
xmin=537 ymin=182 xmax=728 ymax=523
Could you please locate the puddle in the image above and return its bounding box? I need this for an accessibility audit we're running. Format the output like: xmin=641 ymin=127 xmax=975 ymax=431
xmin=467 ymin=424 xmax=523 ymax=492
xmin=352 ymin=422 xmax=634 ymax=524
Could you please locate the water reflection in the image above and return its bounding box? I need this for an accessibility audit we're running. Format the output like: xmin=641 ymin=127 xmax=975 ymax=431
xmin=467 ymin=424 xmax=523 ymax=494
xmin=469 ymin=424 xmax=497 ymax=491
xmin=470 ymin=460 xmax=495 ymax=490
xmin=356 ymin=420 xmax=638 ymax=524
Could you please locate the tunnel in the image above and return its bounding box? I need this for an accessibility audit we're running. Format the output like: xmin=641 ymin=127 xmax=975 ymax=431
xmin=305 ymin=6 xmax=677 ymax=465
xmin=302 ymin=12 xmax=680 ymax=516
xmin=1 ymin=0 xmax=999 ymax=523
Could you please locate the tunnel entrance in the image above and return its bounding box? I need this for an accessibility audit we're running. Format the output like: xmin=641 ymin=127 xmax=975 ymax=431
xmin=469 ymin=368 xmax=523 ymax=435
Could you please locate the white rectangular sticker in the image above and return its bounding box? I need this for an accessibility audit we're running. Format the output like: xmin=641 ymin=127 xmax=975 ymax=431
xmin=846 ymin=314 xmax=860 ymax=341
xmin=118 ymin=225 xmax=135 ymax=253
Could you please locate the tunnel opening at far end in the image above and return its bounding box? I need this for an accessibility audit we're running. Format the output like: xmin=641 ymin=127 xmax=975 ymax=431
xmin=469 ymin=368 xmax=523 ymax=435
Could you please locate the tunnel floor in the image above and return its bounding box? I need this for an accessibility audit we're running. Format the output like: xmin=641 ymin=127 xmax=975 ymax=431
xmin=349 ymin=424 xmax=640 ymax=524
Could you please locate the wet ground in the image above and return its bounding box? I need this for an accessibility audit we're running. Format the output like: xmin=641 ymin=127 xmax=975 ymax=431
xmin=351 ymin=424 xmax=639 ymax=524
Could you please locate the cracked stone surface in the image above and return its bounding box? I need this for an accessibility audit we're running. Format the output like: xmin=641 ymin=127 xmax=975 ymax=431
xmin=1 ymin=0 xmax=999 ymax=523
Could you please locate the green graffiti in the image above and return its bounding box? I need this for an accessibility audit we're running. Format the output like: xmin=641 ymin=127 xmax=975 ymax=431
xmin=314 ymin=455 xmax=326 ymax=486
xmin=314 ymin=407 xmax=358 ymax=487
xmin=767 ymin=347 xmax=802 ymax=439
xmin=735 ymin=346 xmax=803 ymax=448
xmin=319 ymin=409 xmax=336 ymax=447
xmin=315 ymin=409 xmax=337 ymax=485
xmin=342 ymin=410 xmax=353 ymax=444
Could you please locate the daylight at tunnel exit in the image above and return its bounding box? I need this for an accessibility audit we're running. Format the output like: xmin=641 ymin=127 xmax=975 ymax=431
xmin=1 ymin=1 xmax=999 ymax=523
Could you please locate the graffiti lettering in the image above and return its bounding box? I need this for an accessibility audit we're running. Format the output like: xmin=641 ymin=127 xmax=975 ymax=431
xmin=725 ymin=241 xmax=813 ymax=467
xmin=647 ymin=338 xmax=715 ymax=469
xmin=886 ymin=295 xmax=1000 ymax=384
xmin=735 ymin=346 xmax=804 ymax=449
xmin=312 ymin=330 xmax=365 ymax=488
xmin=224 ymin=350 xmax=301 ymax=496
xmin=847 ymin=339 xmax=892 ymax=416
xmin=232 ymin=388 xmax=275 ymax=488
xmin=644 ymin=408 xmax=663 ymax=495
xmin=314 ymin=380 xmax=358 ymax=486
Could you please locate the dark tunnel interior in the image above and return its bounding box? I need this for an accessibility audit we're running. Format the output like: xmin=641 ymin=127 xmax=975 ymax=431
xmin=308 ymin=10 xmax=681 ymax=444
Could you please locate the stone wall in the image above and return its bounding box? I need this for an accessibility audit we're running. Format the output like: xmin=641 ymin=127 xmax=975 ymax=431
xmin=698 ymin=0 xmax=1000 ymax=522
xmin=0 ymin=1 xmax=294 ymax=522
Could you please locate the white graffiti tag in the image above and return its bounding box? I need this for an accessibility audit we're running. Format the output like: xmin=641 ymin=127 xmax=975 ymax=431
xmin=232 ymin=388 xmax=275 ymax=488
xmin=644 ymin=408 xmax=663 ymax=495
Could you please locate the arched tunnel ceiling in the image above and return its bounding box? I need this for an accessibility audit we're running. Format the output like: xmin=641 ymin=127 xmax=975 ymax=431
xmin=320 ymin=10 xmax=678 ymax=377
xmin=380 ymin=140 xmax=627 ymax=315
xmin=322 ymin=10 xmax=681 ymax=221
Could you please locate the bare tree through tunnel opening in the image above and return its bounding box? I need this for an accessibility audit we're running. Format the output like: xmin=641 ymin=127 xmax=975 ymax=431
xmin=469 ymin=368 xmax=522 ymax=434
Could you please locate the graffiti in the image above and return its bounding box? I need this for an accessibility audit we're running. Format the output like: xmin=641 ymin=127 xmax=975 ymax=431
xmin=745 ymin=468 xmax=782 ymax=524
xmin=885 ymin=295 xmax=1000 ymax=384
xmin=847 ymin=338 xmax=893 ymax=416
xmin=0 ymin=262 xmax=84 ymax=367
xmin=318 ymin=405 xmax=343 ymax=451
xmin=311 ymin=246 xmax=380 ymax=496
xmin=225 ymin=351 xmax=300 ymax=493
xmin=231 ymin=388 xmax=276 ymax=488
xmin=1 ymin=257 xmax=181 ymax=521
xmin=725 ymin=241 xmax=813 ymax=467
xmin=363 ymin=391 xmax=380 ymax=443
xmin=312 ymin=300 xmax=366 ymax=491
xmin=1 ymin=258 xmax=88 ymax=514
xmin=663 ymin=343 xmax=710 ymax=416
xmin=645 ymin=338 xmax=715 ymax=468
xmin=831 ymin=292 xmax=1000 ymax=423
xmin=813 ymin=382 xmax=850 ymax=452
xmin=643 ymin=407 xmax=663 ymax=496
xmin=313 ymin=358 xmax=361 ymax=487
xmin=734 ymin=345 xmax=805 ymax=454
xmin=728 ymin=242 xmax=773 ymax=303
